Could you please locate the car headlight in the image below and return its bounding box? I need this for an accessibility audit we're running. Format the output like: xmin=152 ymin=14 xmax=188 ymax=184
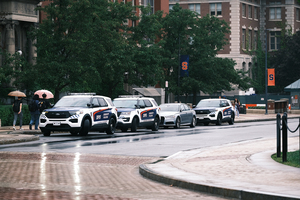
xmin=69 ymin=110 xmax=83 ymax=116
xmin=121 ymin=111 xmax=131 ymax=116
xmin=165 ymin=115 xmax=176 ymax=120
xmin=209 ymin=109 xmax=218 ymax=113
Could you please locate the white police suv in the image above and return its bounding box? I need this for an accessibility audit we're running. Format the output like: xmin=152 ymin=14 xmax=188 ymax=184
xmin=39 ymin=93 xmax=118 ymax=136
xmin=193 ymin=98 xmax=235 ymax=125
xmin=113 ymin=97 xmax=160 ymax=132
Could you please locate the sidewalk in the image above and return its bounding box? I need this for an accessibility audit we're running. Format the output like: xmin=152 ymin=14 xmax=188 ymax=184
xmin=140 ymin=113 xmax=300 ymax=200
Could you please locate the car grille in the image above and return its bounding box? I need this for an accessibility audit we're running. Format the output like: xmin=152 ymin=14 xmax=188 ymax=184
xmin=195 ymin=110 xmax=210 ymax=114
xmin=45 ymin=111 xmax=71 ymax=119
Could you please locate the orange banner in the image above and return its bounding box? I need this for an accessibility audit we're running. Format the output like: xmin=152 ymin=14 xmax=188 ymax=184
xmin=268 ymin=68 xmax=275 ymax=86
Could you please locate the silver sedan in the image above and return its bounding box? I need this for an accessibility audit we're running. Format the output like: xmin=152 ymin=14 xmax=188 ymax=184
xmin=159 ymin=103 xmax=196 ymax=128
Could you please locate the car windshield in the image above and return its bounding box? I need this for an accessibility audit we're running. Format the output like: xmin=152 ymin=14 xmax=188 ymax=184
xmin=54 ymin=97 xmax=91 ymax=107
xmin=113 ymin=99 xmax=138 ymax=108
xmin=160 ymin=104 xmax=179 ymax=112
xmin=196 ymin=100 xmax=220 ymax=107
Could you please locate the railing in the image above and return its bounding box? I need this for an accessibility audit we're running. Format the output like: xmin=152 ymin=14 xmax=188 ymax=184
xmin=276 ymin=113 xmax=300 ymax=162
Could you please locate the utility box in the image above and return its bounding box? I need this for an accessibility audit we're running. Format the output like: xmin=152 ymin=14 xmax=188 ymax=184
xmin=275 ymin=99 xmax=288 ymax=113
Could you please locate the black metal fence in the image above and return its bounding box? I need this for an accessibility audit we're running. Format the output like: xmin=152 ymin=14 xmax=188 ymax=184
xmin=276 ymin=113 xmax=300 ymax=163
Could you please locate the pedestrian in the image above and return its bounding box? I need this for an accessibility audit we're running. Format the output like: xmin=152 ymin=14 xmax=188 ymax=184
xmin=29 ymin=94 xmax=40 ymax=130
xmin=234 ymin=98 xmax=240 ymax=117
xmin=12 ymin=97 xmax=23 ymax=130
xmin=39 ymin=93 xmax=50 ymax=113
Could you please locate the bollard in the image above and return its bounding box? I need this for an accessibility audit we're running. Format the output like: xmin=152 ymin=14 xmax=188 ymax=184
xmin=276 ymin=113 xmax=281 ymax=157
xmin=282 ymin=113 xmax=287 ymax=162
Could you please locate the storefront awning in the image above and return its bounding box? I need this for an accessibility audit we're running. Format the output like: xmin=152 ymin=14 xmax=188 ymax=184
xmin=133 ymin=87 xmax=161 ymax=97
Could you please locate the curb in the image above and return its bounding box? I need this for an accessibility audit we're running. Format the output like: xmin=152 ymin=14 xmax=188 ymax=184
xmin=0 ymin=133 xmax=39 ymax=145
xmin=139 ymin=163 xmax=300 ymax=200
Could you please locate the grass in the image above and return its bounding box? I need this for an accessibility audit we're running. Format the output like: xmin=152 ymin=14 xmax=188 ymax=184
xmin=272 ymin=150 xmax=300 ymax=168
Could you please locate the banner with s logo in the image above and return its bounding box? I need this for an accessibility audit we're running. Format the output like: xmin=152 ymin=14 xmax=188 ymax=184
xmin=268 ymin=68 xmax=275 ymax=86
xmin=180 ymin=55 xmax=189 ymax=77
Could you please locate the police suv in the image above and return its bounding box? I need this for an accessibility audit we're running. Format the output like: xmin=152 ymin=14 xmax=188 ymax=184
xmin=193 ymin=98 xmax=235 ymax=125
xmin=39 ymin=93 xmax=118 ymax=136
xmin=113 ymin=97 xmax=160 ymax=132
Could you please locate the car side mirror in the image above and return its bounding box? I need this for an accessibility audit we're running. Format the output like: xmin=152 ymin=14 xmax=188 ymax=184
xmin=192 ymin=105 xmax=196 ymax=108
xmin=139 ymin=105 xmax=146 ymax=108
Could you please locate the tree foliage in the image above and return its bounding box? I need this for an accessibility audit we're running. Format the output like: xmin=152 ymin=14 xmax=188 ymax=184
xmin=271 ymin=31 xmax=300 ymax=91
xmin=160 ymin=4 xmax=251 ymax=104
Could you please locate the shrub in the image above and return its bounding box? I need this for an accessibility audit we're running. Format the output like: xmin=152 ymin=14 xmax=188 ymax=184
xmin=0 ymin=105 xmax=31 ymax=126
xmin=248 ymin=106 xmax=265 ymax=109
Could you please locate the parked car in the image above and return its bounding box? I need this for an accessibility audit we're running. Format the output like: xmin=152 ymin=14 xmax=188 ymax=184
xmin=39 ymin=93 xmax=118 ymax=136
xmin=159 ymin=103 xmax=196 ymax=128
xmin=113 ymin=97 xmax=160 ymax=132
xmin=193 ymin=98 xmax=235 ymax=125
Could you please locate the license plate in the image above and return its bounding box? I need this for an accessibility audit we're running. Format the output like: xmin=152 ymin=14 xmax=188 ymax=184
xmin=199 ymin=117 xmax=204 ymax=119
xmin=53 ymin=122 xmax=61 ymax=126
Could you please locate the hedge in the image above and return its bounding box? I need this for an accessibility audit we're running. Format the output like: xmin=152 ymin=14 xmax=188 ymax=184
xmin=0 ymin=105 xmax=31 ymax=127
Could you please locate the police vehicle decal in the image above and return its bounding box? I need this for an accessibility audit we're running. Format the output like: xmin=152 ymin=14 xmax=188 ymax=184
xmin=222 ymin=107 xmax=232 ymax=117
xmin=93 ymin=108 xmax=112 ymax=121
xmin=140 ymin=109 xmax=157 ymax=120
xmin=70 ymin=115 xmax=80 ymax=119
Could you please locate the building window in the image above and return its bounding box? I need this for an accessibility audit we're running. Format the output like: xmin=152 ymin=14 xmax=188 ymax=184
xmin=254 ymin=31 xmax=258 ymax=50
xmin=270 ymin=31 xmax=281 ymax=50
xmin=141 ymin=0 xmax=154 ymax=14
xmin=270 ymin=7 xmax=281 ymax=20
xmin=297 ymin=8 xmax=300 ymax=21
xmin=254 ymin=7 xmax=258 ymax=19
xmin=210 ymin=3 xmax=222 ymax=16
xmin=248 ymin=30 xmax=252 ymax=49
xmin=242 ymin=29 xmax=246 ymax=49
xmin=169 ymin=5 xmax=174 ymax=11
xmin=248 ymin=5 xmax=252 ymax=18
xmin=269 ymin=1 xmax=281 ymax=5
xmin=242 ymin=4 xmax=246 ymax=17
xmin=189 ymin=4 xmax=201 ymax=15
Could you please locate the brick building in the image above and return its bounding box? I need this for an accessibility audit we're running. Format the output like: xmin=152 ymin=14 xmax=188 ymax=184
xmin=170 ymin=0 xmax=300 ymax=96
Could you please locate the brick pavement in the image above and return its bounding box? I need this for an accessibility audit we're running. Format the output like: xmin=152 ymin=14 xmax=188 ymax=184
xmin=0 ymin=152 xmax=233 ymax=200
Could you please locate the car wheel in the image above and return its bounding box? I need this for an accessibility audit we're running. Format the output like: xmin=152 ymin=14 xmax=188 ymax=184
xmin=151 ymin=116 xmax=159 ymax=131
xmin=42 ymin=130 xmax=51 ymax=136
xmin=190 ymin=116 xmax=196 ymax=128
xmin=175 ymin=117 xmax=181 ymax=129
xmin=79 ymin=118 xmax=90 ymax=136
xmin=216 ymin=113 xmax=222 ymax=125
xmin=70 ymin=131 xmax=78 ymax=136
xmin=131 ymin=117 xmax=138 ymax=132
xmin=106 ymin=118 xmax=116 ymax=135
xmin=229 ymin=113 xmax=235 ymax=125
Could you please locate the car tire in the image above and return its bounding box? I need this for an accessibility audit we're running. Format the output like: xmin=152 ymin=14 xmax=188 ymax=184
xmin=229 ymin=113 xmax=235 ymax=125
xmin=79 ymin=118 xmax=90 ymax=136
xmin=190 ymin=116 xmax=196 ymax=128
xmin=131 ymin=117 xmax=138 ymax=132
xmin=216 ymin=113 xmax=222 ymax=125
xmin=42 ymin=130 xmax=51 ymax=136
xmin=151 ymin=116 xmax=159 ymax=131
xmin=70 ymin=131 xmax=78 ymax=136
xmin=175 ymin=117 xmax=181 ymax=129
xmin=106 ymin=118 xmax=116 ymax=135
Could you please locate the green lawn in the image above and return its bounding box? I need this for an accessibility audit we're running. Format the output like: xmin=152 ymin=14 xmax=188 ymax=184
xmin=272 ymin=150 xmax=300 ymax=168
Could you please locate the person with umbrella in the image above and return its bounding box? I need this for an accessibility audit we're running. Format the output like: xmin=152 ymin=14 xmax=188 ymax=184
xmin=12 ymin=97 xmax=23 ymax=130
xmin=39 ymin=93 xmax=51 ymax=112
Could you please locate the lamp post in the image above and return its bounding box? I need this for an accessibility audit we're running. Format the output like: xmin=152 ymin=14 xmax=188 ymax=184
xmin=265 ymin=30 xmax=268 ymax=115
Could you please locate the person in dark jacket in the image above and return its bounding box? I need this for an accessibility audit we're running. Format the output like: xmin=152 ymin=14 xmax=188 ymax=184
xmin=39 ymin=93 xmax=51 ymax=112
xmin=29 ymin=94 xmax=40 ymax=130
xmin=12 ymin=97 xmax=23 ymax=130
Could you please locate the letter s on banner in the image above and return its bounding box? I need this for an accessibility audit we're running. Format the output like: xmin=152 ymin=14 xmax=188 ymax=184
xmin=268 ymin=68 xmax=275 ymax=86
xmin=180 ymin=55 xmax=189 ymax=77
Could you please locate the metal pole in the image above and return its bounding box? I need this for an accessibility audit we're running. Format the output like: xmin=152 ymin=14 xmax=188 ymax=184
xmin=178 ymin=36 xmax=180 ymax=103
xmin=276 ymin=113 xmax=281 ymax=157
xmin=265 ymin=30 xmax=268 ymax=115
xmin=282 ymin=113 xmax=287 ymax=162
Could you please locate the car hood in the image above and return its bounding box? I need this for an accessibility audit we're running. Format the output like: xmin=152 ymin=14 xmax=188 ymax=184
xmin=46 ymin=107 xmax=87 ymax=112
xmin=193 ymin=106 xmax=218 ymax=110
xmin=160 ymin=111 xmax=178 ymax=116
xmin=116 ymin=108 xmax=136 ymax=112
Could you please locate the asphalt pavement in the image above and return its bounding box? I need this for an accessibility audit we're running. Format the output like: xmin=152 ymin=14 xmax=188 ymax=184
xmin=0 ymin=112 xmax=300 ymax=200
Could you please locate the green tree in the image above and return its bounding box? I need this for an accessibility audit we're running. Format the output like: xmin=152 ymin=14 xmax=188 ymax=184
xmin=160 ymin=4 xmax=251 ymax=104
xmin=271 ymin=31 xmax=300 ymax=91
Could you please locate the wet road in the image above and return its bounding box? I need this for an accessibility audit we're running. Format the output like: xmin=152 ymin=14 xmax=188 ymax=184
xmin=1 ymin=120 xmax=298 ymax=200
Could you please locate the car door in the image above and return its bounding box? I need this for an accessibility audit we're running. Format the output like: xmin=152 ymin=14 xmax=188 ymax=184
xmin=92 ymin=97 xmax=110 ymax=126
xmin=221 ymin=100 xmax=232 ymax=119
xmin=139 ymin=99 xmax=156 ymax=123
xmin=183 ymin=104 xmax=194 ymax=123
xmin=180 ymin=104 xmax=189 ymax=123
